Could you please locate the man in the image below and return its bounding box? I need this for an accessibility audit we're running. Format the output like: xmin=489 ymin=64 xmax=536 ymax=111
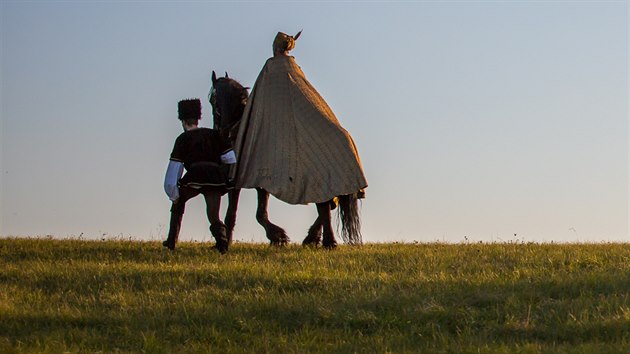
xmin=163 ymin=99 xmax=236 ymax=253
xmin=232 ymin=31 xmax=367 ymax=206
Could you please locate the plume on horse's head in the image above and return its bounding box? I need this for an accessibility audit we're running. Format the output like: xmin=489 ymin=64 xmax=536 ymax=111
xmin=209 ymin=71 xmax=249 ymax=140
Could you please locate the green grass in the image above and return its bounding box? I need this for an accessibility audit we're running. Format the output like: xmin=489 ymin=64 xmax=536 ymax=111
xmin=1 ymin=238 xmax=629 ymax=353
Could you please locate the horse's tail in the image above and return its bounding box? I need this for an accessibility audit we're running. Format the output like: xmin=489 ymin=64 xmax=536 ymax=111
xmin=337 ymin=193 xmax=363 ymax=245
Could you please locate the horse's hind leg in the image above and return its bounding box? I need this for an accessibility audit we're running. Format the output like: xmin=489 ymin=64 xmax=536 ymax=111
xmin=224 ymin=188 xmax=241 ymax=245
xmin=256 ymin=188 xmax=289 ymax=246
xmin=303 ymin=199 xmax=339 ymax=246
xmin=316 ymin=202 xmax=337 ymax=249
xmin=303 ymin=219 xmax=322 ymax=247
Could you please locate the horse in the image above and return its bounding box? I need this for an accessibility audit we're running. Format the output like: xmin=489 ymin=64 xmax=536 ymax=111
xmin=209 ymin=71 xmax=362 ymax=249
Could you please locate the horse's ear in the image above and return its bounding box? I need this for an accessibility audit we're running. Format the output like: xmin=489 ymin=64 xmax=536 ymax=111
xmin=225 ymin=72 xmax=229 ymax=78
xmin=212 ymin=71 xmax=217 ymax=84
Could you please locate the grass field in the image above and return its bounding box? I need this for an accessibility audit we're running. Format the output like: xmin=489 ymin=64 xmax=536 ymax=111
xmin=1 ymin=238 xmax=629 ymax=353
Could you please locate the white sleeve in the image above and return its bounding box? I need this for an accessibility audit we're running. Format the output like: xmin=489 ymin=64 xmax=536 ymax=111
xmin=220 ymin=149 xmax=237 ymax=165
xmin=164 ymin=160 xmax=184 ymax=201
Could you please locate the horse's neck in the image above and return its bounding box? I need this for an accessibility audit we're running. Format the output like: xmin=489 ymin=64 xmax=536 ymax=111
xmin=221 ymin=119 xmax=241 ymax=144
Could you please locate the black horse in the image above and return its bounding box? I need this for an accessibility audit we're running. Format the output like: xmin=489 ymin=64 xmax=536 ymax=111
xmin=210 ymin=71 xmax=361 ymax=248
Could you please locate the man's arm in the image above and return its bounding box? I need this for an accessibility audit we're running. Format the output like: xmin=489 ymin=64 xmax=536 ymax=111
xmin=220 ymin=149 xmax=237 ymax=165
xmin=220 ymin=149 xmax=237 ymax=187
xmin=164 ymin=160 xmax=184 ymax=201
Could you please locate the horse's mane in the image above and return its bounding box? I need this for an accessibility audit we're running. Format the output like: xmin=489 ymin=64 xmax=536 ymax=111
xmin=216 ymin=78 xmax=248 ymax=104
xmin=213 ymin=77 xmax=249 ymax=134
xmin=220 ymin=77 xmax=247 ymax=93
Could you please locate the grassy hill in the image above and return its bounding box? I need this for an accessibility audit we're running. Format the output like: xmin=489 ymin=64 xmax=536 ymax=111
xmin=1 ymin=238 xmax=629 ymax=353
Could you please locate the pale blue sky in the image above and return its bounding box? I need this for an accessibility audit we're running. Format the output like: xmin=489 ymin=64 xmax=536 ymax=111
xmin=1 ymin=1 xmax=628 ymax=243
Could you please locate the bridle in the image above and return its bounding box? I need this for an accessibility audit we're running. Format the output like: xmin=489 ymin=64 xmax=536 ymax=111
xmin=209 ymin=84 xmax=241 ymax=142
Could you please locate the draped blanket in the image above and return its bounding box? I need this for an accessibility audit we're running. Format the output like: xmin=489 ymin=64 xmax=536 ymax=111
xmin=232 ymin=55 xmax=367 ymax=205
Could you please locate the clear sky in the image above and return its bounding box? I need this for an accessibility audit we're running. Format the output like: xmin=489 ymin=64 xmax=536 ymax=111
xmin=1 ymin=1 xmax=628 ymax=243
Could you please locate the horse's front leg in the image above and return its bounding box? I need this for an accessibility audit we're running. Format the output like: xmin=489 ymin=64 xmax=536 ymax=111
xmin=224 ymin=188 xmax=241 ymax=245
xmin=256 ymin=188 xmax=289 ymax=246
xmin=316 ymin=202 xmax=337 ymax=249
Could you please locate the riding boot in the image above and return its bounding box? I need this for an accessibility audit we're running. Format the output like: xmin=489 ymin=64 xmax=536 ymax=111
xmin=210 ymin=222 xmax=229 ymax=254
xmin=164 ymin=201 xmax=185 ymax=250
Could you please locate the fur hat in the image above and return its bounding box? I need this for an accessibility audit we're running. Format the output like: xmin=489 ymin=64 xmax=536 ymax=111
xmin=273 ymin=30 xmax=302 ymax=53
xmin=178 ymin=99 xmax=201 ymax=121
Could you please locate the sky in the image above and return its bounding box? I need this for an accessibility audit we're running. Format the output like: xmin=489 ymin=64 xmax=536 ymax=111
xmin=1 ymin=1 xmax=628 ymax=244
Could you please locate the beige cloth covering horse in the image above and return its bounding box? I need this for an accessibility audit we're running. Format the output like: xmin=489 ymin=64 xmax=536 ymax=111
xmin=232 ymin=54 xmax=367 ymax=205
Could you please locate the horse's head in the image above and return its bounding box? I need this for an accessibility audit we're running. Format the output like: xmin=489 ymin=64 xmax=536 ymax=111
xmin=209 ymin=71 xmax=249 ymax=141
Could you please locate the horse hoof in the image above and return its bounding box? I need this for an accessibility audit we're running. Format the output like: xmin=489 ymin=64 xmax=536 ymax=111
xmin=270 ymin=240 xmax=287 ymax=247
xmin=215 ymin=242 xmax=228 ymax=254
xmin=302 ymin=239 xmax=320 ymax=247
xmin=214 ymin=237 xmax=229 ymax=254
xmin=302 ymin=233 xmax=321 ymax=247
xmin=162 ymin=240 xmax=175 ymax=250
xmin=322 ymin=242 xmax=337 ymax=250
